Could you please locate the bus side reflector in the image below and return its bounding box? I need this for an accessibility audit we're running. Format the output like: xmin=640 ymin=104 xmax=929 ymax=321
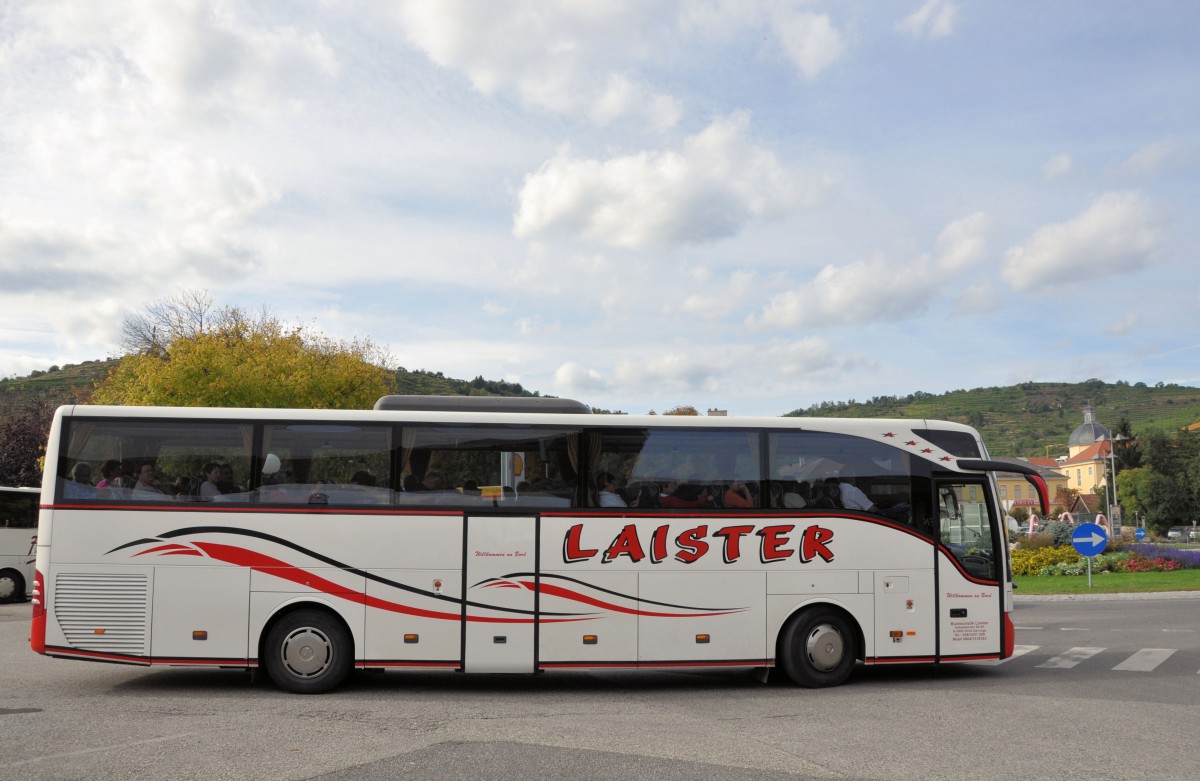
xmin=30 ymin=570 xmax=46 ymax=655
xmin=404 ymin=634 xmax=419 ymax=644
xmin=696 ymin=634 xmax=710 ymax=644
xmin=94 ymin=628 xmax=106 ymax=634
xmin=582 ymin=635 xmax=597 ymax=645
xmin=193 ymin=631 xmax=207 ymax=641
xmin=889 ymin=630 xmax=903 ymax=638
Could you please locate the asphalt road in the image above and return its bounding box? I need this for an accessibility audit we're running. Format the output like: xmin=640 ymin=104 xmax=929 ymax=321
xmin=2 ymin=594 xmax=1198 ymax=781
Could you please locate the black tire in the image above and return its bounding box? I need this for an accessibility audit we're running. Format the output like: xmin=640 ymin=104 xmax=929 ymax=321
xmin=778 ymin=607 xmax=857 ymax=688
xmin=0 ymin=569 xmax=25 ymax=604
xmin=262 ymin=608 xmax=352 ymax=694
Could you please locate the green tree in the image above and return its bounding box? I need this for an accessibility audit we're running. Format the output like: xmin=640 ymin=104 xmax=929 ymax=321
xmin=94 ymin=302 xmax=394 ymax=409
xmin=663 ymin=405 xmax=699 ymax=416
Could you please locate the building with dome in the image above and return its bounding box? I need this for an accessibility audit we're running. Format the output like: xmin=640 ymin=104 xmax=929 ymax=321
xmin=1067 ymin=403 xmax=1110 ymax=457
xmin=1060 ymin=404 xmax=1113 ymax=499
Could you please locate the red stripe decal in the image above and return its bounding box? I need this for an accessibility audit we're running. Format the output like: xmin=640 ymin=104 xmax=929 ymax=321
xmin=189 ymin=542 xmax=589 ymax=624
xmin=528 ymin=580 xmax=743 ymax=618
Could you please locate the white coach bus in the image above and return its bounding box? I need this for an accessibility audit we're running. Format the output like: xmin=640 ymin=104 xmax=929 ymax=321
xmin=31 ymin=397 xmax=1048 ymax=693
xmin=1 ymin=486 xmax=39 ymax=602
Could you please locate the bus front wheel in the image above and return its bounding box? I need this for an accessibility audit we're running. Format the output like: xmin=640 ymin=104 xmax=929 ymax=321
xmin=0 ymin=569 xmax=25 ymax=603
xmin=263 ymin=608 xmax=352 ymax=694
xmin=778 ymin=607 xmax=856 ymax=688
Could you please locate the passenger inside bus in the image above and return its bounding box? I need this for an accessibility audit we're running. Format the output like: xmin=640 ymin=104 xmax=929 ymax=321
xmin=64 ymin=462 xmax=97 ymax=499
xmin=814 ymin=476 xmax=878 ymax=513
xmin=659 ymin=481 xmax=713 ymax=509
xmin=594 ymin=472 xmax=626 ymax=507
xmin=201 ymin=462 xmax=223 ymax=499
xmin=131 ymin=462 xmax=167 ymax=498
xmin=722 ymin=481 xmax=755 ymax=508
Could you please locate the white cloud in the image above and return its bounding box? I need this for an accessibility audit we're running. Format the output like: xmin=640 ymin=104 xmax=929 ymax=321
xmin=513 ymin=114 xmax=818 ymax=249
xmin=934 ymin=212 xmax=991 ymax=271
xmin=1120 ymin=138 xmax=1184 ymax=177
xmin=391 ymin=0 xmax=680 ymax=128
xmin=1001 ymin=192 xmax=1160 ymax=291
xmin=1043 ymin=154 xmax=1073 ymax=180
xmin=613 ymin=351 xmax=722 ymax=395
xmin=896 ymin=0 xmax=959 ymax=39
xmin=769 ymin=8 xmax=846 ymax=80
xmin=21 ymin=0 xmax=338 ymax=120
xmin=749 ymin=255 xmax=935 ymax=330
xmin=554 ymin=362 xmax=613 ymax=395
xmin=591 ymin=74 xmax=682 ymax=130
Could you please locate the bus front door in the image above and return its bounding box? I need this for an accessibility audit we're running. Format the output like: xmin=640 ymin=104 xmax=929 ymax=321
xmin=462 ymin=514 xmax=538 ymax=673
xmin=934 ymin=480 xmax=1004 ymax=659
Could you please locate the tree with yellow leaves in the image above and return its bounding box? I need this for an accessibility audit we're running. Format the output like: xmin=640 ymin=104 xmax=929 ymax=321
xmin=94 ymin=294 xmax=394 ymax=409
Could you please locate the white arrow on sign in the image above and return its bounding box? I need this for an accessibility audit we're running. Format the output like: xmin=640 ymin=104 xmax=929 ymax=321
xmin=1077 ymin=532 xmax=1105 ymax=546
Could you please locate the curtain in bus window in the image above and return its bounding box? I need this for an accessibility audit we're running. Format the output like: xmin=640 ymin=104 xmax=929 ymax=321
xmin=768 ymin=431 xmax=915 ymax=524
xmin=258 ymin=423 xmax=393 ymax=506
xmin=58 ymin=419 xmax=254 ymax=504
xmin=592 ymin=429 xmax=762 ymax=510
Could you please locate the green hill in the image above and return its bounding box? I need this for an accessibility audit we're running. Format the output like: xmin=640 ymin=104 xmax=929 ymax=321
xmin=785 ymin=379 xmax=1200 ymax=456
xmin=6 ymin=363 xmax=1198 ymax=458
xmin=0 ymin=359 xmax=536 ymax=422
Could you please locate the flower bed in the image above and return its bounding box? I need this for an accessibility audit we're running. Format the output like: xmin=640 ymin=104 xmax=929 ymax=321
xmin=1010 ymin=542 xmax=1197 ymax=576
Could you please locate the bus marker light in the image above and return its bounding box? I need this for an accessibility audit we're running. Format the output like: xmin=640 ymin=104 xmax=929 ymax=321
xmin=696 ymin=634 xmax=710 ymax=644
xmin=433 ymin=579 xmax=443 ymax=594
xmin=193 ymin=631 xmax=208 ymax=641
xmin=403 ymin=634 xmax=419 ymax=644
xmin=94 ymin=628 xmax=106 ymax=634
xmin=889 ymin=630 xmax=903 ymax=638
xmin=906 ymin=631 xmax=916 ymax=637
xmin=582 ymin=635 xmax=598 ymax=645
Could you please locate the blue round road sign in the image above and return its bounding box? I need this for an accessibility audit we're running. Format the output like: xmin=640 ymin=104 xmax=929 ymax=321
xmin=1072 ymin=522 xmax=1109 ymax=557
xmin=1135 ymin=527 xmax=1147 ymax=540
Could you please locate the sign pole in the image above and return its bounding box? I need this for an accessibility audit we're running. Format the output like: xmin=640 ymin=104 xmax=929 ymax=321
xmin=1072 ymin=522 xmax=1108 ymax=589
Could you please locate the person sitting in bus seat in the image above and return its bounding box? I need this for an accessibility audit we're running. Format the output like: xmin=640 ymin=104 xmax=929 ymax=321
xmin=200 ymin=462 xmax=223 ymax=499
xmin=64 ymin=462 xmax=97 ymax=499
xmin=217 ymin=463 xmax=243 ymax=494
xmin=660 ymin=481 xmax=713 ymax=509
xmin=723 ymin=481 xmax=755 ymax=508
xmin=95 ymin=459 xmax=122 ymax=493
xmin=131 ymin=462 xmax=167 ymax=498
xmin=823 ymin=477 xmax=877 ymax=513
xmin=595 ymin=472 xmax=626 ymax=507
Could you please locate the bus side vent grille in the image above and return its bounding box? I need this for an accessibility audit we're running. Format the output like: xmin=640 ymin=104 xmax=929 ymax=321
xmin=54 ymin=573 xmax=149 ymax=656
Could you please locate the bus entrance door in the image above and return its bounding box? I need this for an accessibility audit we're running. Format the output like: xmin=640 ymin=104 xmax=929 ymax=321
xmin=462 ymin=514 xmax=538 ymax=673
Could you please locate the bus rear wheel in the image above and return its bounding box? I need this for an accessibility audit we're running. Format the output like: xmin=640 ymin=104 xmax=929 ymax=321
xmin=0 ymin=569 xmax=25 ymax=603
xmin=778 ymin=607 xmax=856 ymax=688
xmin=263 ymin=608 xmax=352 ymax=694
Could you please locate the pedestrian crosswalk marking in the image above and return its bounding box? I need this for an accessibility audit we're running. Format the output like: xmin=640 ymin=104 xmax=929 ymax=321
xmin=1038 ymin=646 xmax=1105 ymax=669
xmin=1112 ymin=648 xmax=1175 ymax=672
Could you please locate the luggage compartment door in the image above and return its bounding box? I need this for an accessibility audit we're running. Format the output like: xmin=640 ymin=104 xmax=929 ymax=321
xmin=462 ymin=514 xmax=538 ymax=672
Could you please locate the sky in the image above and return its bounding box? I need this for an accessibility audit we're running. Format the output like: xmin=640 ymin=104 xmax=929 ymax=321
xmin=2 ymin=1 xmax=1199 ymax=416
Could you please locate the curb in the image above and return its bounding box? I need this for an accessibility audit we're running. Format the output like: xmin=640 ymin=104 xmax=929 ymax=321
xmin=1014 ymin=590 xmax=1200 ymax=602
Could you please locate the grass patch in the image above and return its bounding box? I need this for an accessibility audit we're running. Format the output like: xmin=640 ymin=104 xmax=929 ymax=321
xmin=1013 ymin=569 xmax=1200 ymax=595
